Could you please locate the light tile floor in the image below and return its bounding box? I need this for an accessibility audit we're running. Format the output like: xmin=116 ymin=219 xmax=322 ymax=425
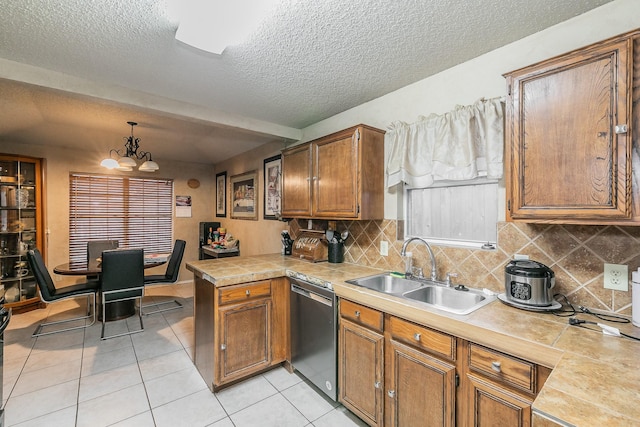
xmin=2 ymin=282 xmax=367 ymax=427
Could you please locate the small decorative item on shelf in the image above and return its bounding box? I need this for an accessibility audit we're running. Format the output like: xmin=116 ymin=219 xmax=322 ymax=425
xmin=5 ymin=286 xmax=19 ymax=303
xmin=14 ymin=260 xmax=28 ymax=277
xmin=223 ymin=235 xmax=237 ymax=249
xmin=208 ymin=230 xmax=237 ymax=251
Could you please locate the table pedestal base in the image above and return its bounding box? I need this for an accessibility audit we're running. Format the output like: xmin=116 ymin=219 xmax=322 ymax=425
xmin=98 ymin=300 xmax=136 ymax=321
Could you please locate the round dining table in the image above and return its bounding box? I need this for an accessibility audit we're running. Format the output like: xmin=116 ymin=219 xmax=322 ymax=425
xmin=54 ymin=255 xmax=167 ymax=321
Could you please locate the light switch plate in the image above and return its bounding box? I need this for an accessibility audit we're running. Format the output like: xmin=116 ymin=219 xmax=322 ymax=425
xmin=380 ymin=240 xmax=389 ymax=256
xmin=604 ymin=263 xmax=628 ymax=291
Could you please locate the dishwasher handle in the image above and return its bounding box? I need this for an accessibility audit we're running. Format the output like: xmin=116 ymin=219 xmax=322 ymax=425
xmin=291 ymin=284 xmax=333 ymax=307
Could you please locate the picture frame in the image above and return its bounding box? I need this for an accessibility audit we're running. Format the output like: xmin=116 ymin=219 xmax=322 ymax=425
xmin=215 ymin=171 xmax=227 ymax=217
xmin=230 ymin=170 xmax=258 ymax=220
xmin=263 ymin=155 xmax=281 ymax=220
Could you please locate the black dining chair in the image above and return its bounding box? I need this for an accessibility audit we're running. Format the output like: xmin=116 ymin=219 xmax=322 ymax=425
xmin=142 ymin=239 xmax=186 ymax=315
xmin=100 ymin=248 xmax=145 ymax=340
xmin=86 ymin=240 xmax=119 ymax=282
xmin=27 ymin=249 xmax=99 ymax=337
xmin=87 ymin=240 xmax=119 ymax=261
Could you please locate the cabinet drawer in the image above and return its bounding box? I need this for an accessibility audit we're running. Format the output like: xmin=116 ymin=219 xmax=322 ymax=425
xmin=388 ymin=316 xmax=455 ymax=360
xmin=339 ymin=299 xmax=383 ymax=332
xmin=468 ymin=343 xmax=535 ymax=394
xmin=218 ymin=280 xmax=271 ymax=305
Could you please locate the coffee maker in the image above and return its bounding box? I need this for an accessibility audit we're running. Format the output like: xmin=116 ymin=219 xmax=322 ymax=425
xmin=281 ymin=231 xmax=293 ymax=255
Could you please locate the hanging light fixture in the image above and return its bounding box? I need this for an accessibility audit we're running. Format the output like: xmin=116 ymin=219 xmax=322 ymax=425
xmin=100 ymin=121 xmax=159 ymax=172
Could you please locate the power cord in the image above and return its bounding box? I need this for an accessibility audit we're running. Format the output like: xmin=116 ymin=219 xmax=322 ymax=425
xmin=568 ymin=317 xmax=640 ymax=342
xmin=551 ymin=294 xmax=576 ymax=317
xmin=552 ymin=293 xmax=630 ymax=324
xmin=576 ymin=305 xmax=630 ymax=324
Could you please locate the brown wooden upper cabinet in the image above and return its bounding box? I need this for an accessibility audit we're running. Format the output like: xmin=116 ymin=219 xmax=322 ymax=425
xmin=281 ymin=125 xmax=385 ymax=220
xmin=504 ymin=30 xmax=640 ymax=224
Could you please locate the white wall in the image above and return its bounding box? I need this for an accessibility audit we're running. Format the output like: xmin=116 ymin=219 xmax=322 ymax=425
xmin=298 ymin=0 xmax=640 ymax=219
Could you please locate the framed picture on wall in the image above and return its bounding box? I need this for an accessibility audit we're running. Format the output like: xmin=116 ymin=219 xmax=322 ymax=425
xmin=230 ymin=170 xmax=258 ymax=220
xmin=263 ymin=155 xmax=281 ymax=220
xmin=215 ymin=171 xmax=227 ymax=217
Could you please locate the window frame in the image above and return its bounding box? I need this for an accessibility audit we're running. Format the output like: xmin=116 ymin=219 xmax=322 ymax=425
xmin=68 ymin=173 xmax=174 ymax=264
xmin=402 ymin=178 xmax=498 ymax=250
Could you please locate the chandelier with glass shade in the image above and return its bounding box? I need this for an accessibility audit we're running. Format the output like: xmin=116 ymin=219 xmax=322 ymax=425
xmin=100 ymin=121 xmax=159 ymax=172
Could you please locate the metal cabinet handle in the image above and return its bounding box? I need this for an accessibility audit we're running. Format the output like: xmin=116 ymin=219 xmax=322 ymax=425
xmin=245 ymin=290 xmax=250 ymax=296
xmin=413 ymin=332 xmax=421 ymax=341
xmin=615 ymin=124 xmax=628 ymax=134
xmin=374 ymin=381 xmax=381 ymax=389
xmin=355 ymin=310 xmax=360 ymax=318
xmin=221 ymin=344 xmax=226 ymax=350
xmin=387 ymin=390 xmax=395 ymax=398
xmin=491 ymin=361 xmax=501 ymax=373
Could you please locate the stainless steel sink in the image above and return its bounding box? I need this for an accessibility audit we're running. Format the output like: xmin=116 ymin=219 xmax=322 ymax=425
xmin=346 ymin=273 xmax=495 ymax=315
xmin=402 ymin=286 xmax=494 ymax=315
xmin=345 ymin=273 xmax=422 ymax=295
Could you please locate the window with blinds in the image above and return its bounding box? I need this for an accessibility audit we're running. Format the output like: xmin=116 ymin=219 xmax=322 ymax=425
xmin=69 ymin=173 xmax=174 ymax=263
xmin=405 ymin=179 xmax=498 ymax=249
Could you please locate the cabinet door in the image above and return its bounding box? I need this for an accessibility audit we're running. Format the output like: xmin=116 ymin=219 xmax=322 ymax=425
xmin=0 ymin=155 xmax=43 ymax=312
xmin=217 ymin=298 xmax=272 ymax=385
xmin=313 ymin=131 xmax=359 ymax=218
xmin=507 ymin=38 xmax=632 ymax=221
xmin=281 ymin=144 xmax=312 ymax=217
xmin=386 ymin=340 xmax=456 ymax=427
xmin=339 ymin=318 xmax=384 ymax=427
xmin=466 ymin=373 xmax=532 ymax=427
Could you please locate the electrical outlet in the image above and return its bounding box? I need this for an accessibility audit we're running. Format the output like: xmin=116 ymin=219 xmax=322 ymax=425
xmin=604 ymin=263 xmax=628 ymax=291
xmin=380 ymin=240 xmax=389 ymax=256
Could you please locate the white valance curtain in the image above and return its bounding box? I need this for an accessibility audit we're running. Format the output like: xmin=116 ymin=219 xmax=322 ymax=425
xmin=386 ymin=97 xmax=504 ymax=188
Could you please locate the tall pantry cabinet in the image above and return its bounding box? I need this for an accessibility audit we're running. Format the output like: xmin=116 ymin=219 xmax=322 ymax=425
xmin=0 ymin=155 xmax=45 ymax=313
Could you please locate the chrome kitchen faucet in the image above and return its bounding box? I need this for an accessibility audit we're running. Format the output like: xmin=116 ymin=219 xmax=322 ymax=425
xmin=400 ymin=237 xmax=438 ymax=282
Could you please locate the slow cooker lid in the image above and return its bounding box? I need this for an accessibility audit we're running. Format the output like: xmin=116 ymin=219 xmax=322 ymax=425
xmin=505 ymin=260 xmax=554 ymax=278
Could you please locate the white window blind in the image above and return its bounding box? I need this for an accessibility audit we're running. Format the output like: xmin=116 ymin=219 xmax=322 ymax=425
xmin=69 ymin=173 xmax=174 ymax=263
xmin=406 ymin=179 xmax=498 ymax=249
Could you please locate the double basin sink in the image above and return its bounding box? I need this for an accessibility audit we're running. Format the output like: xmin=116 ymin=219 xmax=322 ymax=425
xmin=345 ymin=273 xmax=495 ymax=315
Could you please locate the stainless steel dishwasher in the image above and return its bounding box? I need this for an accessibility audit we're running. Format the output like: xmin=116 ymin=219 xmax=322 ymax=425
xmin=289 ymin=276 xmax=337 ymax=401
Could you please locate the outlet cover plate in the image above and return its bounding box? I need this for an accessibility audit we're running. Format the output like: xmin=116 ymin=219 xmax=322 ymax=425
xmin=604 ymin=263 xmax=628 ymax=291
xmin=380 ymin=240 xmax=389 ymax=256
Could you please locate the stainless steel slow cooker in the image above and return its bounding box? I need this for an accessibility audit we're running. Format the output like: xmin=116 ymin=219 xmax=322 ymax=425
xmin=504 ymin=260 xmax=555 ymax=307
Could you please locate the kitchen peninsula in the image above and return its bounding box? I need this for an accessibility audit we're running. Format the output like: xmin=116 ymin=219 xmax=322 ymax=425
xmin=187 ymin=254 xmax=640 ymax=426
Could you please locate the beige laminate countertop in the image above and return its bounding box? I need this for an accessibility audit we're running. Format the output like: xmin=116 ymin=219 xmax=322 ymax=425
xmin=186 ymin=254 xmax=640 ymax=426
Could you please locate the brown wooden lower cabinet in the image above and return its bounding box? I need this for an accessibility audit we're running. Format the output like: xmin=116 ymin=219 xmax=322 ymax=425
xmin=194 ymin=276 xmax=289 ymax=391
xmin=385 ymin=340 xmax=456 ymax=427
xmin=461 ymin=341 xmax=551 ymax=427
xmin=339 ymin=317 xmax=384 ymax=427
xmin=465 ymin=373 xmax=532 ymax=427
xmin=217 ymin=298 xmax=272 ymax=383
xmin=337 ymin=298 xmax=551 ymax=427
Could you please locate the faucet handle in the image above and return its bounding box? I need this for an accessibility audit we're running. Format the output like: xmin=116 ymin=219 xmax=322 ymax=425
xmin=445 ymin=272 xmax=458 ymax=286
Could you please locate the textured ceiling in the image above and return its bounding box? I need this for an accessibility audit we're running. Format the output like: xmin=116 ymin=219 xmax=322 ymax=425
xmin=0 ymin=0 xmax=614 ymax=165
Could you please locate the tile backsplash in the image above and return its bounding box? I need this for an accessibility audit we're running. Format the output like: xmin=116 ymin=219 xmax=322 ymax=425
xmin=290 ymin=219 xmax=639 ymax=314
